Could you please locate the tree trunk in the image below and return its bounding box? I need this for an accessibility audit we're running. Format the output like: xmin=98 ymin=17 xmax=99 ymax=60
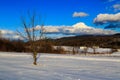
xmin=33 ymin=52 xmax=37 ymax=65
xmin=93 ymin=48 xmax=96 ymax=54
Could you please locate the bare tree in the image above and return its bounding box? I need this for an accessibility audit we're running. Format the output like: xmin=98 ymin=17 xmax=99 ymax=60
xmin=17 ymin=12 xmax=45 ymax=65
xmin=0 ymin=30 xmax=2 ymax=39
xmin=83 ymin=47 xmax=88 ymax=55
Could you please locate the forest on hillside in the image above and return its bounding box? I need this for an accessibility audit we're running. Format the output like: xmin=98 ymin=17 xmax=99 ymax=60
xmin=54 ymin=34 xmax=120 ymax=49
xmin=0 ymin=34 xmax=120 ymax=53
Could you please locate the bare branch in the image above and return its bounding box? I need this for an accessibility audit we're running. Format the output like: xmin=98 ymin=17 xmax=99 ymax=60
xmin=21 ymin=16 xmax=32 ymax=41
xmin=16 ymin=30 xmax=27 ymax=40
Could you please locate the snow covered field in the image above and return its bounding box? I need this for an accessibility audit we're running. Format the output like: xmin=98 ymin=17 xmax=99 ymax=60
xmin=0 ymin=52 xmax=120 ymax=80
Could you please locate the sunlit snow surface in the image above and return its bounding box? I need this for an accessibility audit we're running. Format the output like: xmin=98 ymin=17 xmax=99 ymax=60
xmin=0 ymin=52 xmax=120 ymax=80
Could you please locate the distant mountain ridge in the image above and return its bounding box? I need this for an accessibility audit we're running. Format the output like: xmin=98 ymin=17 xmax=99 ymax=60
xmin=54 ymin=33 xmax=120 ymax=48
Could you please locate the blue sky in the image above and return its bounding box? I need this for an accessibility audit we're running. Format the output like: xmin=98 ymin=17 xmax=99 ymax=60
xmin=0 ymin=0 xmax=120 ymax=38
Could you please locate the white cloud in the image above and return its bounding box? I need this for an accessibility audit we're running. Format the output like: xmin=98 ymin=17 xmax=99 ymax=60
xmin=94 ymin=13 xmax=120 ymax=24
xmin=73 ymin=12 xmax=89 ymax=17
xmin=0 ymin=30 xmax=22 ymax=40
xmin=35 ymin=22 xmax=116 ymax=36
xmin=100 ymin=0 xmax=115 ymax=3
xmin=0 ymin=22 xmax=115 ymax=40
xmin=72 ymin=22 xmax=92 ymax=29
xmin=1 ymin=22 xmax=115 ymax=40
xmin=113 ymin=4 xmax=120 ymax=11
xmin=108 ymin=0 xmax=115 ymax=2
xmin=0 ymin=30 xmax=15 ymax=35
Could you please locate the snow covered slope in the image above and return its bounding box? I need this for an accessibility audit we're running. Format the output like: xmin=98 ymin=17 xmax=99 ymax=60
xmin=0 ymin=52 xmax=120 ymax=80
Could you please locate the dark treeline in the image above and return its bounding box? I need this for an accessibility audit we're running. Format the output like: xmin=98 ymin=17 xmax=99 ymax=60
xmin=0 ymin=38 xmax=60 ymax=53
xmin=0 ymin=34 xmax=120 ymax=53
xmin=54 ymin=34 xmax=120 ymax=49
xmin=0 ymin=39 xmax=25 ymax=52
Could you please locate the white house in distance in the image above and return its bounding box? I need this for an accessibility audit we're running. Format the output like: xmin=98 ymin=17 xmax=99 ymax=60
xmin=54 ymin=46 xmax=114 ymax=54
